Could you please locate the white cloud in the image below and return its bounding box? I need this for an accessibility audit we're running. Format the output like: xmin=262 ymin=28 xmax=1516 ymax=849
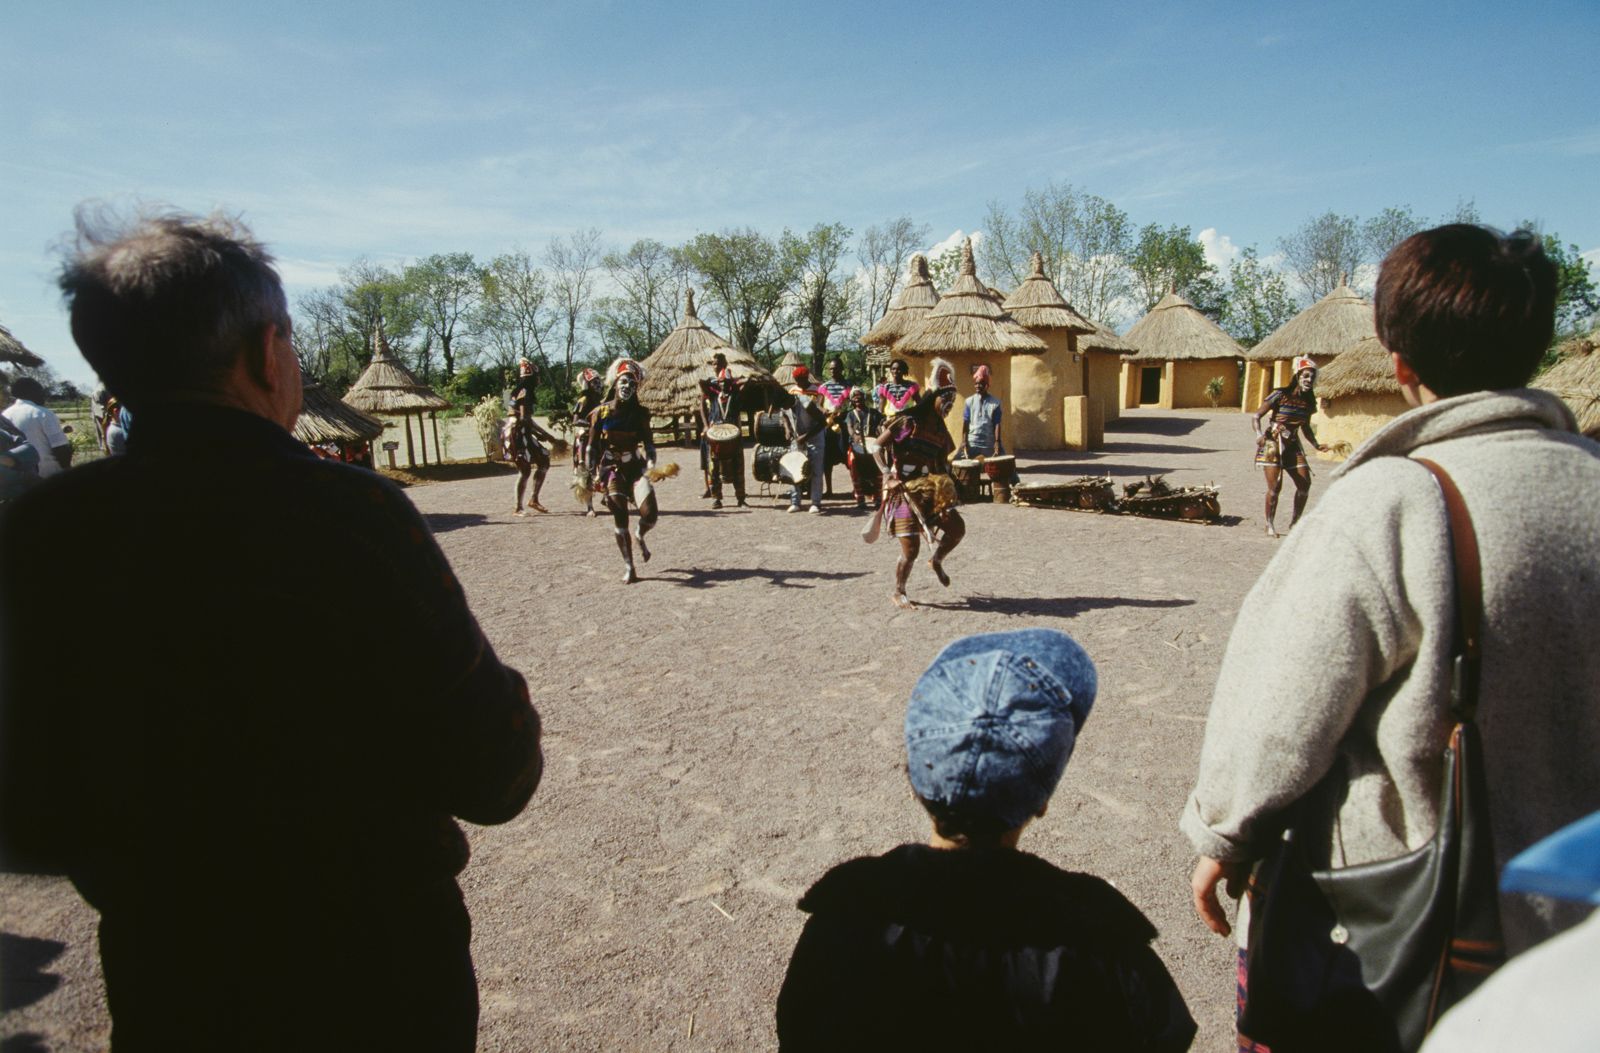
xmin=1198 ymin=228 xmax=1240 ymax=272
xmin=927 ymin=229 xmax=983 ymax=258
xmin=275 ymin=257 xmax=348 ymax=291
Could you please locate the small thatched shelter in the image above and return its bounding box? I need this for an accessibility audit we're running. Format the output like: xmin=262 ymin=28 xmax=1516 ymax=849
xmin=1003 ymin=252 xmax=1122 ymax=448
xmin=861 ymin=254 xmax=941 ymax=384
xmin=294 ymin=377 xmax=384 ymax=466
xmin=1119 ymin=291 xmax=1244 ymax=409
xmin=0 ymin=322 xmax=44 ymax=369
xmin=1242 ymin=278 xmax=1374 ymax=410
xmin=1310 ymin=335 xmax=1408 ymax=453
xmin=639 ymin=289 xmax=780 ymax=426
xmin=341 ymin=319 xmax=453 ymax=468
xmin=1533 ymin=333 xmax=1600 ymax=438
xmin=895 ymin=239 xmax=1047 ymax=446
xmin=771 ymin=350 xmax=807 ymax=389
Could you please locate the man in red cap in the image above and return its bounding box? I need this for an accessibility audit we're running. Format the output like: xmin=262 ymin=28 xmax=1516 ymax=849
xmin=958 ymin=363 xmax=1005 ymax=461
xmin=782 ymin=365 xmax=827 ymax=513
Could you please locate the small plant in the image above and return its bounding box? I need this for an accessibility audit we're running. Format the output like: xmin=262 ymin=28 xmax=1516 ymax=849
xmin=471 ymin=395 xmax=506 ymax=460
xmin=1204 ymin=375 xmax=1226 ymax=408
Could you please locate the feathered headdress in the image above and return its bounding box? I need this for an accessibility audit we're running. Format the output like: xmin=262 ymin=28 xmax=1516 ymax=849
xmin=574 ymin=367 xmax=601 ymax=392
xmin=1292 ymin=356 xmax=1317 ymax=377
xmin=928 ymin=357 xmax=957 ymax=394
xmin=603 ymin=357 xmax=645 ymax=396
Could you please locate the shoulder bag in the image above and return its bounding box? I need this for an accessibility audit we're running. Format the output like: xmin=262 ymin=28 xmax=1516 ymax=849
xmin=1238 ymin=458 xmax=1504 ymax=1053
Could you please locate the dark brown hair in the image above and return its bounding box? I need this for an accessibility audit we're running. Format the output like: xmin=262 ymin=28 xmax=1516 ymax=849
xmin=1374 ymin=224 xmax=1556 ymax=396
xmin=58 ymin=206 xmax=289 ymax=409
xmin=915 ymin=795 xmax=1010 ymax=847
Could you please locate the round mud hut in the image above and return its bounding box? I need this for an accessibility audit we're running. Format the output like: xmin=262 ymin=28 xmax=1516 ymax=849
xmin=639 ymin=288 xmax=780 ymax=435
xmin=1242 ymin=277 xmax=1373 ymax=411
xmin=861 ymin=253 xmax=941 ymax=387
xmin=893 ymin=239 xmax=1047 ymax=447
xmin=342 ymin=319 xmax=453 ymax=468
xmin=1309 ymin=335 xmax=1407 ymax=454
xmin=1533 ymin=332 xmax=1600 ymax=439
xmin=1002 ymin=252 xmax=1110 ymax=449
xmin=1118 ymin=291 xmax=1243 ymax=410
xmin=294 ymin=376 xmax=385 ymax=466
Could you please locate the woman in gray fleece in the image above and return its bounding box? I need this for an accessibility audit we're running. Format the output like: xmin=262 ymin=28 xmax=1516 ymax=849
xmin=1182 ymin=226 xmax=1600 ymax=1024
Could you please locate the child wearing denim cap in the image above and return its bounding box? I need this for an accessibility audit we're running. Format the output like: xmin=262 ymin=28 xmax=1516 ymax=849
xmin=776 ymin=628 xmax=1195 ymax=1051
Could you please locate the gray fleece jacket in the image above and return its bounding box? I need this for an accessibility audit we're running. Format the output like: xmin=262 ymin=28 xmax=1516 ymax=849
xmin=1182 ymin=389 xmax=1600 ymax=951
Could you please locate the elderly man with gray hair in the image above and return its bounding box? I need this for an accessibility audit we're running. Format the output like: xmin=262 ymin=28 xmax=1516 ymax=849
xmin=0 ymin=208 xmax=543 ymax=1052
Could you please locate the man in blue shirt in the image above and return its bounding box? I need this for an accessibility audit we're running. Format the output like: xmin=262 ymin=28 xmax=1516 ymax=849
xmin=959 ymin=363 xmax=1004 ymax=458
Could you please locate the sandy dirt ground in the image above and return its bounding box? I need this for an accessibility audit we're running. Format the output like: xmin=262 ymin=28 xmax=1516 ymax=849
xmin=2 ymin=408 xmax=1331 ymax=1052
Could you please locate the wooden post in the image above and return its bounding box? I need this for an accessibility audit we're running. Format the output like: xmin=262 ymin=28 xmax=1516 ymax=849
xmin=404 ymin=414 xmax=416 ymax=467
xmin=431 ymin=412 xmax=442 ymax=464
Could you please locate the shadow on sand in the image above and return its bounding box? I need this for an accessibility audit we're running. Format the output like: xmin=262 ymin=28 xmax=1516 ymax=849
xmin=1 ymin=933 xmax=64 ymax=1013
xmin=422 ymin=512 xmax=496 ymax=533
xmin=1106 ymin=413 xmax=1210 ymax=437
xmin=650 ymin=567 xmax=869 ymax=590
xmin=911 ymin=594 xmax=1197 ymax=617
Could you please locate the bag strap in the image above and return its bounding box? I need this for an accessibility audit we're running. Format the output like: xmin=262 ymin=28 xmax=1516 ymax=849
xmin=1412 ymin=458 xmax=1482 ymax=722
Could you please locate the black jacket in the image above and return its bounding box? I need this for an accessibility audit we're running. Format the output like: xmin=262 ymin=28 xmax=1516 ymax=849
xmin=776 ymin=844 xmax=1195 ymax=1052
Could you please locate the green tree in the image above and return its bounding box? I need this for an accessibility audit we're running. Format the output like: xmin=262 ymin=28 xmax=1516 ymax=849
xmin=1521 ymin=225 xmax=1598 ymax=336
xmin=338 ymin=259 xmax=425 ymax=377
xmin=1221 ymin=246 xmax=1296 ymax=348
xmin=1278 ymin=211 xmax=1362 ymax=304
xmin=679 ymin=228 xmax=799 ymax=365
xmin=855 ymin=216 xmax=930 ymax=326
xmin=545 ymin=228 xmax=604 ymax=389
xmin=783 ymin=222 xmax=857 ymax=374
xmin=592 ymin=238 xmax=689 ymax=361
xmin=980 ymin=181 xmax=1133 ymax=322
xmin=476 ymin=249 xmax=555 ymax=393
xmin=1360 ymin=206 xmax=1425 ymax=270
xmin=1129 ymin=223 xmax=1222 ymax=316
xmin=406 ymin=252 xmax=482 ymax=379
xmin=926 ymin=242 xmax=965 ymax=290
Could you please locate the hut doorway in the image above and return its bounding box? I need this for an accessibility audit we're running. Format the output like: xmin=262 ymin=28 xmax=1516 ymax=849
xmin=1139 ymin=367 xmax=1162 ymax=405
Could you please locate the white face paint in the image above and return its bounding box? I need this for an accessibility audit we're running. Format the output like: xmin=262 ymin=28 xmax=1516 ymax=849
xmin=617 ymin=375 xmax=636 ymax=401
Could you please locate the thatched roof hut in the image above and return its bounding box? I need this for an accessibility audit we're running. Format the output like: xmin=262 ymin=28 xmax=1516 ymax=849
xmin=294 ymin=378 xmax=385 ymax=447
xmin=894 ymin=241 xmax=1046 ymax=358
xmin=1079 ymin=318 xmax=1138 ymax=356
xmin=342 ymin=319 xmax=451 ymax=467
xmin=771 ymin=350 xmax=807 ymax=388
xmin=1311 ymin=335 xmax=1408 ymax=454
xmin=1248 ymin=278 xmax=1373 ymax=362
xmin=0 ymin=322 xmax=44 ymax=368
xmin=1533 ymin=333 xmax=1600 ymax=438
xmin=1001 ymin=253 xmax=1095 ymax=335
xmin=1314 ymin=336 xmax=1400 ymax=400
xmin=639 ymin=288 xmax=779 ymax=417
xmin=861 ymin=254 xmax=941 ymax=353
xmin=1119 ymin=291 xmax=1244 ymax=409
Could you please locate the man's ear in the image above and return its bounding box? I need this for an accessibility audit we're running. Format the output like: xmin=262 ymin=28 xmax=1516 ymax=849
xmin=1390 ymin=351 xmax=1420 ymax=388
xmin=243 ymin=323 xmax=281 ymax=388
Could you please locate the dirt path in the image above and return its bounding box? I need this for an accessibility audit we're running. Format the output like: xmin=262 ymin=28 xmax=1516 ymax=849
xmin=2 ymin=408 xmax=1324 ymax=1051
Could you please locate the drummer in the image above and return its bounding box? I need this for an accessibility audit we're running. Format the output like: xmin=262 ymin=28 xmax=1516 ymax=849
xmin=844 ymin=387 xmax=883 ymax=511
xmin=959 ymin=362 xmax=1015 ymax=487
xmin=782 ymin=365 xmax=827 ymax=514
xmin=700 ymin=352 xmax=747 ymax=509
xmin=874 ymin=358 xmax=966 ymax=610
xmin=815 ymin=356 xmax=853 ymax=496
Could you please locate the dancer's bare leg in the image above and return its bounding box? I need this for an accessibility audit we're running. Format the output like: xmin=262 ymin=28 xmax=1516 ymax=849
xmin=928 ymin=510 xmax=964 ymax=586
xmin=608 ymin=496 xmax=636 ymax=583
xmin=514 ymin=466 xmax=531 ymax=515
xmin=894 ymin=534 xmax=920 ymax=609
xmin=635 ymin=493 xmax=658 ymax=563
xmin=1287 ymin=467 xmax=1312 ymax=529
xmin=528 ymin=449 xmax=550 ymax=513
xmin=1263 ymin=467 xmax=1283 ymax=537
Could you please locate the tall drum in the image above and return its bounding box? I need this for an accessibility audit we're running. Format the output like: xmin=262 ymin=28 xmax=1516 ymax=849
xmin=755 ymin=412 xmax=787 ymax=447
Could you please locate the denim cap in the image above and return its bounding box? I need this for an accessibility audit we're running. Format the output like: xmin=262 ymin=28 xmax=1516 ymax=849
xmin=905 ymin=629 xmax=1097 ymax=830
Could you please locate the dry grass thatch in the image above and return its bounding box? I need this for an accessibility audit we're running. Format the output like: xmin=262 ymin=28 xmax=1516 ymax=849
xmin=0 ymin=322 xmax=44 ymax=368
xmin=294 ymin=380 xmax=386 ymax=445
xmin=1079 ymin=318 xmax=1139 ymax=356
xmin=771 ymin=350 xmax=807 ymax=387
xmin=1003 ymin=253 xmax=1095 ymax=334
xmin=1533 ymin=333 xmax=1600 ymax=437
xmin=342 ymin=319 xmax=452 ymax=414
xmin=861 ymin=254 xmax=941 ymax=348
xmin=1315 ymin=336 xmax=1401 ymax=399
xmin=894 ymin=240 xmax=1046 ymax=356
xmin=638 ymin=289 xmax=779 ymax=416
xmin=1248 ymin=278 xmax=1374 ymax=361
xmin=1123 ymin=290 xmax=1243 ymax=362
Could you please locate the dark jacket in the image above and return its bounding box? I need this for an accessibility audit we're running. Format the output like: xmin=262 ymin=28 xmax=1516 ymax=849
xmin=0 ymin=404 xmax=542 ymax=1052
xmin=776 ymin=844 xmax=1195 ymax=1052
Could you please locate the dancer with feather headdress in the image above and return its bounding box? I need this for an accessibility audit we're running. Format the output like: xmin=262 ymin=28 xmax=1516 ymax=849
xmin=869 ymin=358 xmax=966 ymax=609
xmin=584 ymin=357 xmax=661 ymax=583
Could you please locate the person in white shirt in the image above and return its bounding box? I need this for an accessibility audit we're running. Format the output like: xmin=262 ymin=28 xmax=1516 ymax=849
xmin=2 ymin=377 xmax=71 ymax=477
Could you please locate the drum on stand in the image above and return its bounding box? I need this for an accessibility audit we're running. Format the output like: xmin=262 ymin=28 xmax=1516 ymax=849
xmin=778 ymin=449 xmax=811 ymax=485
xmin=753 ymin=445 xmax=788 ymax=483
xmin=950 ymin=459 xmax=983 ymax=503
xmin=755 ymin=412 xmax=787 ymax=447
xmin=983 ymin=455 xmax=1016 ymax=504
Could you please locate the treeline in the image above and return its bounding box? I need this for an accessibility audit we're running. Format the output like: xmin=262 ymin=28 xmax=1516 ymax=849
xmin=290 ymin=185 xmax=1598 ymax=407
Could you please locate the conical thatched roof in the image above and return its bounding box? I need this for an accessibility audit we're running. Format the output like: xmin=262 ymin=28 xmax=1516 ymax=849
xmin=894 ymin=240 xmax=1047 ymax=356
xmin=772 ymin=350 xmax=807 ymax=387
xmin=294 ymin=377 xmax=385 ymax=445
xmin=1314 ymin=336 xmax=1401 ymax=400
xmin=639 ymin=289 xmax=779 ymax=416
xmin=342 ymin=319 xmax=452 ymax=413
xmin=1079 ymin=318 xmax=1138 ymax=356
xmin=1002 ymin=253 xmax=1094 ymax=334
xmin=1122 ymin=290 xmax=1243 ymax=362
xmin=1247 ymin=277 xmax=1374 ymax=361
xmin=1533 ymin=332 xmax=1600 ymax=437
xmin=0 ymin=322 xmax=44 ymax=368
xmin=861 ymin=254 xmax=941 ymax=349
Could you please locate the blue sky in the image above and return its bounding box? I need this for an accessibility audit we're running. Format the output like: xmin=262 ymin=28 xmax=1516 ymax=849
xmin=4 ymin=0 xmax=1596 ymax=388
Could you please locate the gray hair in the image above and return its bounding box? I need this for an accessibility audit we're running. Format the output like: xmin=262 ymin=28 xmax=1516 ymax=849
xmin=58 ymin=204 xmax=289 ymax=408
